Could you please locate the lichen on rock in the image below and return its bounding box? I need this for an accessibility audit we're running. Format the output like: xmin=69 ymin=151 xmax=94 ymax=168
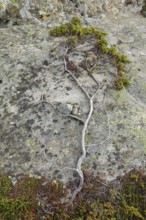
xmin=0 ymin=0 xmax=146 ymax=209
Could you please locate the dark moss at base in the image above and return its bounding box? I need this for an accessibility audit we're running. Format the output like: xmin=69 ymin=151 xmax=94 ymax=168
xmin=0 ymin=169 xmax=146 ymax=219
xmin=49 ymin=16 xmax=130 ymax=90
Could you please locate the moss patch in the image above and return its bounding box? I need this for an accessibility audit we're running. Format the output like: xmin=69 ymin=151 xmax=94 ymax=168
xmin=50 ymin=16 xmax=130 ymax=90
xmin=0 ymin=169 xmax=146 ymax=219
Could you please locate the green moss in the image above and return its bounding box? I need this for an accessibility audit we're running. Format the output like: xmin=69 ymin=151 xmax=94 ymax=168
xmin=114 ymin=76 xmax=131 ymax=90
xmin=116 ymin=170 xmax=146 ymax=220
xmin=0 ymin=170 xmax=146 ymax=219
xmin=0 ymin=176 xmax=39 ymax=220
xmin=67 ymin=36 xmax=78 ymax=48
xmin=50 ymin=47 xmax=57 ymax=53
xmin=0 ymin=175 xmax=11 ymax=197
xmin=0 ymin=197 xmax=32 ymax=220
xmin=71 ymin=16 xmax=82 ymax=25
xmin=50 ymin=23 xmax=70 ymax=36
xmin=49 ymin=16 xmax=130 ymax=90
xmin=120 ymin=54 xmax=131 ymax=63
xmin=96 ymin=37 xmax=108 ymax=48
xmin=50 ymin=16 xmax=106 ymax=38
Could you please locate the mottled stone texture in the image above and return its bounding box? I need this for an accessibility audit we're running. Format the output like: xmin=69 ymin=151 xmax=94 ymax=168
xmin=0 ymin=0 xmax=145 ymax=20
xmin=0 ymin=0 xmax=146 ymax=183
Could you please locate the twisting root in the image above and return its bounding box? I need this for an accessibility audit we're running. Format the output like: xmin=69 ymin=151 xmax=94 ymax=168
xmin=64 ymin=48 xmax=100 ymax=204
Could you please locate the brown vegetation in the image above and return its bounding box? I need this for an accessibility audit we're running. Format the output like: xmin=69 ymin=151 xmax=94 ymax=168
xmin=0 ymin=169 xmax=146 ymax=219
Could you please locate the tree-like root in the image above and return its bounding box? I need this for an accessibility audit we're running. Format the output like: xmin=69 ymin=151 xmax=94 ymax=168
xmin=36 ymin=47 xmax=102 ymax=205
xmin=64 ymin=48 xmax=101 ymax=204
xmin=35 ymin=16 xmax=130 ymax=206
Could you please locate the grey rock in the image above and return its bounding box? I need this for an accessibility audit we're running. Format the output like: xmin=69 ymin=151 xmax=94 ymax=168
xmin=132 ymin=159 xmax=142 ymax=167
xmin=0 ymin=0 xmax=146 ymax=184
xmin=56 ymin=103 xmax=73 ymax=115
xmin=72 ymin=105 xmax=80 ymax=115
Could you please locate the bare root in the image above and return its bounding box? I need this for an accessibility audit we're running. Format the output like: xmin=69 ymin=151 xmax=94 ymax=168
xmin=64 ymin=48 xmax=101 ymax=204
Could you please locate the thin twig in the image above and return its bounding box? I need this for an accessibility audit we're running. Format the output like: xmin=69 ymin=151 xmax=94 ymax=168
xmin=64 ymin=49 xmax=90 ymax=100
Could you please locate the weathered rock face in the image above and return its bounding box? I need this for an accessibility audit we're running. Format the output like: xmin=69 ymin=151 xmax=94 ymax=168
xmin=0 ymin=0 xmax=145 ymax=21
xmin=0 ymin=1 xmax=146 ymax=183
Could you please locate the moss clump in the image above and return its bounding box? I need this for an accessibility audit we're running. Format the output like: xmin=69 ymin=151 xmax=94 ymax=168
xmin=50 ymin=16 xmax=106 ymax=38
xmin=0 ymin=170 xmax=146 ymax=219
xmin=115 ymin=75 xmax=131 ymax=90
xmin=50 ymin=16 xmax=130 ymax=90
xmin=0 ymin=175 xmax=40 ymax=220
xmin=106 ymin=46 xmax=130 ymax=89
xmin=50 ymin=23 xmax=70 ymax=36
xmin=115 ymin=169 xmax=146 ymax=220
xmin=71 ymin=16 xmax=82 ymax=25
xmin=108 ymin=46 xmax=130 ymax=70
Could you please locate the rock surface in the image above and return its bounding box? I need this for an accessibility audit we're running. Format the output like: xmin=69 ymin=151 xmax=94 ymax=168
xmin=0 ymin=1 xmax=146 ymax=183
xmin=0 ymin=0 xmax=145 ymax=21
